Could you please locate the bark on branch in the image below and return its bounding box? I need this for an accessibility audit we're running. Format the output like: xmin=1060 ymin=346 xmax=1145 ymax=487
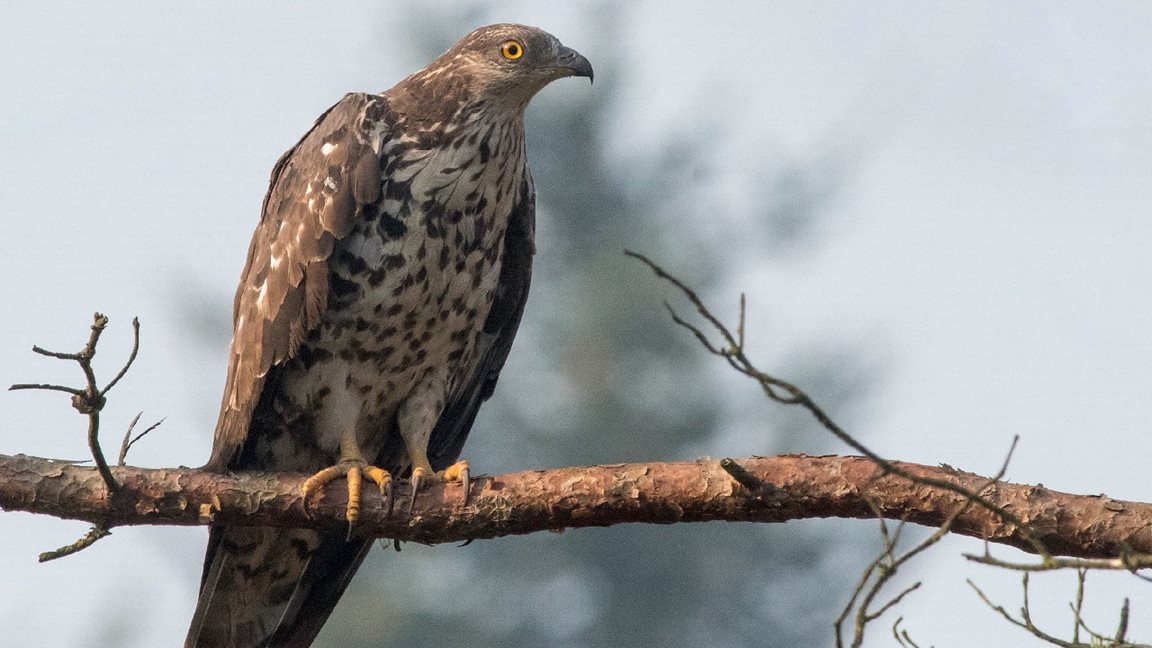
xmin=1 ymin=452 xmax=1147 ymax=557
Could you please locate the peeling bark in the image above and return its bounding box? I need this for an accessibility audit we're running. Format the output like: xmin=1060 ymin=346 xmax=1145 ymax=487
xmin=0 ymin=452 xmax=1147 ymax=557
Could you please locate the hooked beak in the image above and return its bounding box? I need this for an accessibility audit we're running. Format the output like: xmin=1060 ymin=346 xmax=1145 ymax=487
xmin=555 ymin=45 xmax=594 ymax=83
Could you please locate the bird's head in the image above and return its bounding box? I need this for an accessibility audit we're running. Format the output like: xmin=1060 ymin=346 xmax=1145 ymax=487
xmin=399 ymin=24 xmax=593 ymax=113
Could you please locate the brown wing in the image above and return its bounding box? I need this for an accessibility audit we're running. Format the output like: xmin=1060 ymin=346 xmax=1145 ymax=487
xmin=206 ymin=92 xmax=383 ymax=470
xmin=427 ymin=172 xmax=536 ymax=467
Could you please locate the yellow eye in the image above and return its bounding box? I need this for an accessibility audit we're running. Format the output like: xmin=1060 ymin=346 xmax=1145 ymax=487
xmin=500 ymin=40 xmax=524 ymax=60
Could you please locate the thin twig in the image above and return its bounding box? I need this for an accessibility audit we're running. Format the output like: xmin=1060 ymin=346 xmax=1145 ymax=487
xmin=76 ymin=315 xmax=117 ymax=491
xmin=9 ymin=313 xmax=143 ymax=494
xmin=117 ymin=413 xmax=165 ymax=467
xmin=966 ymin=553 xmax=1152 ymax=573
xmin=627 ymin=250 xmax=1051 ymax=559
xmin=31 ymin=345 xmax=83 ymax=360
xmin=1072 ymin=567 xmax=1086 ymax=643
xmin=118 ymin=413 xmax=143 ymax=466
xmin=8 ymin=383 xmax=85 ymax=395
xmin=968 ymin=575 xmax=1151 ymax=648
xmin=1116 ymin=598 xmax=1131 ymax=645
xmin=38 ymin=525 xmax=111 ymax=563
xmin=737 ymin=293 xmax=746 ymax=351
xmin=891 ymin=617 xmax=923 ymax=648
xmin=834 ymin=451 xmax=1010 ymax=648
xmin=840 ymin=490 xmax=977 ymax=647
xmin=622 ymin=252 xmax=1152 ymax=646
xmin=10 ymin=314 xmax=146 ymax=560
xmin=1070 ymin=571 xmax=1131 ymax=647
xmin=102 ymin=317 xmax=140 ymax=394
xmin=866 ymin=582 xmax=921 ymax=623
xmin=85 ymin=404 xmax=114 ymax=493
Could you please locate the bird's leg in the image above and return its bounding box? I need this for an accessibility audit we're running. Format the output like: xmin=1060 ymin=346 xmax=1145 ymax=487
xmin=301 ymin=428 xmax=393 ymax=524
xmin=406 ymin=446 xmax=470 ymax=514
xmin=398 ymin=378 xmax=471 ymax=513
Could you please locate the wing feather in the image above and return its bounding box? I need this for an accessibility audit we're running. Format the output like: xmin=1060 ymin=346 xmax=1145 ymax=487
xmin=187 ymin=93 xmax=384 ymax=646
xmin=427 ymin=172 xmax=536 ymax=467
xmin=206 ymin=92 xmax=382 ymax=470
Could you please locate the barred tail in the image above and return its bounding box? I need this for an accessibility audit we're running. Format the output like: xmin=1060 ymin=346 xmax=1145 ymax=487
xmin=185 ymin=525 xmax=372 ymax=648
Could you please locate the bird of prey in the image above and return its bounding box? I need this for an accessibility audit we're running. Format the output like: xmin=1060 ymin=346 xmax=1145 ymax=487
xmin=184 ymin=24 xmax=592 ymax=648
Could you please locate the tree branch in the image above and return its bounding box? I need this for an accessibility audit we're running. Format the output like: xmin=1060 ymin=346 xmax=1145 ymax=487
xmin=2 ymin=452 xmax=1149 ymax=556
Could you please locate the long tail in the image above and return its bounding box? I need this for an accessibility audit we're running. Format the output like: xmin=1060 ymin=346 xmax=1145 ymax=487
xmin=184 ymin=525 xmax=372 ymax=648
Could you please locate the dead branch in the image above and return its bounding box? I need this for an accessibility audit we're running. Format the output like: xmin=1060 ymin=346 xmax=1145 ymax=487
xmin=9 ymin=312 xmax=140 ymax=493
xmin=8 ymin=313 xmax=144 ymax=559
xmin=623 ymin=251 xmax=1150 ymax=644
xmin=2 ymin=452 xmax=1150 ymax=556
xmin=836 ymin=434 xmax=1020 ymax=647
xmin=968 ymin=573 xmax=1148 ymax=648
xmin=627 ymin=249 xmax=1053 ymax=557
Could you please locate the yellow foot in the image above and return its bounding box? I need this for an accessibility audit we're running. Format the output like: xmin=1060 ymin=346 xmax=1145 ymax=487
xmin=408 ymin=460 xmax=470 ymax=514
xmin=302 ymin=461 xmax=393 ymax=524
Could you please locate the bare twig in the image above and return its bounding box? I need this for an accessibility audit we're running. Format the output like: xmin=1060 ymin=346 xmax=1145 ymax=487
xmin=9 ymin=314 xmax=145 ymax=559
xmin=101 ymin=317 xmax=140 ymax=394
xmin=627 ymin=250 xmax=1052 ymax=558
xmin=8 ymin=383 xmax=84 ymax=396
xmin=966 ymin=551 xmax=1152 ymax=574
xmin=891 ymin=617 xmax=923 ymax=648
xmin=1115 ymin=599 xmax=1133 ymax=645
xmin=1116 ymin=598 xmax=1132 ymax=645
xmin=117 ymin=412 xmax=144 ymax=467
xmin=117 ymin=413 xmax=165 ymax=467
xmin=1073 ymin=566 xmax=1086 ymax=644
xmin=1067 ymin=569 xmax=1138 ymax=647
xmin=968 ymin=576 xmax=1078 ymax=647
xmin=627 ymin=253 xmax=1152 ymax=646
xmin=9 ymin=313 xmax=141 ymax=494
xmin=969 ymin=573 xmax=1150 ymax=647
xmin=38 ymin=525 xmax=112 ymax=563
xmin=834 ymin=438 xmax=1014 ymax=648
xmin=737 ymin=292 xmax=746 ymax=350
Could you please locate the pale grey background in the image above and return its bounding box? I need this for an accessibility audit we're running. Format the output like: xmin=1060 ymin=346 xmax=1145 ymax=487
xmin=2 ymin=2 xmax=1151 ymax=646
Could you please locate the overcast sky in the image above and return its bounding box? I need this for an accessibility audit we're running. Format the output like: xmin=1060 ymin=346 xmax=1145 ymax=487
xmin=2 ymin=2 xmax=1151 ymax=646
